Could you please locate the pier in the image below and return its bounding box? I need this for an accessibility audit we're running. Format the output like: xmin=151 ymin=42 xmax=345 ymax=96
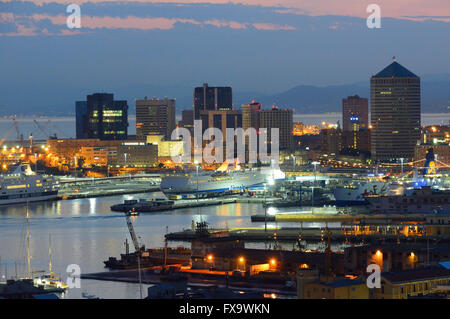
xmin=166 ymin=226 xmax=450 ymax=244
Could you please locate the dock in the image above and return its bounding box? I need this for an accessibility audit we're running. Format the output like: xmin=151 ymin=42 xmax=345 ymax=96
xmin=251 ymin=213 xmax=432 ymax=224
xmin=166 ymin=227 xmax=450 ymax=244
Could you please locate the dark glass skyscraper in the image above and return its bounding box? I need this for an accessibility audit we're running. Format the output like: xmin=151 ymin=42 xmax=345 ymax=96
xmin=193 ymin=83 xmax=232 ymax=119
xmin=75 ymin=101 xmax=88 ymax=139
xmin=370 ymin=60 xmax=421 ymax=161
xmin=76 ymin=93 xmax=128 ymax=140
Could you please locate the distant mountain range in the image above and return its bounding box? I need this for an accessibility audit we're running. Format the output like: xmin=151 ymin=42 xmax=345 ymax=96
xmin=238 ymin=74 xmax=450 ymax=114
xmin=0 ymin=74 xmax=449 ymax=116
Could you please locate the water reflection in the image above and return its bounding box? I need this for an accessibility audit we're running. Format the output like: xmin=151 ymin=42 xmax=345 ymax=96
xmin=0 ymin=192 xmax=340 ymax=298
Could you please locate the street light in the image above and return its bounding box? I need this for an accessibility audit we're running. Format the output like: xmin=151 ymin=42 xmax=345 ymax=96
xmin=263 ymin=182 xmax=267 ymax=233
xmin=238 ymin=256 xmax=245 ymax=272
xmin=194 ymin=160 xmax=199 ymax=204
xmin=311 ymin=161 xmax=320 ymax=209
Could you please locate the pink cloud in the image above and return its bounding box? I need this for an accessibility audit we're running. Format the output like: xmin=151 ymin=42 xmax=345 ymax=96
xmin=21 ymin=14 xmax=296 ymax=33
xmin=30 ymin=14 xmax=196 ymax=30
xmin=0 ymin=12 xmax=15 ymax=23
xmin=204 ymin=19 xmax=247 ymax=29
xmin=1 ymin=1 xmax=449 ymax=19
xmin=252 ymin=23 xmax=295 ymax=30
xmin=1 ymin=24 xmax=37 ymax=37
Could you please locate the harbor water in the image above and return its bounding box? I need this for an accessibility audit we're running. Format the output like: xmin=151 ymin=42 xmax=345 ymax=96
xmin=0 ymin=192 xmax=327 ymax=299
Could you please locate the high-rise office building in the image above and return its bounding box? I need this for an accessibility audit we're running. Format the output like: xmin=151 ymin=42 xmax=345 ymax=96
xmin=193 ymin=83 xmax=232 ymax=119
xmin=370 ymin=60 xmax=421 ymax=161
xmin=179 ymin=109 xmax=194 ymax=134
xmin=75 ymin=101 xmax=88 ymax=139
xmin=259 ymin=106 xmax=293 ymax=151
xmin=136 ymin=98 xmax=176 ymax=140
xmin=76 ymin=93 xmax=128 ymax=140
xmin=241 ymin=101 xmax=261 ymax=160
xmin=321 ymin=127 xmax=342 ymax=155
xmin=342 ymin=95 xmax=370 ymax=152
xmin=342 ymin=95 xmax=368 ymax=132
xmin=241 ymin=101 xmax=261 ymax=132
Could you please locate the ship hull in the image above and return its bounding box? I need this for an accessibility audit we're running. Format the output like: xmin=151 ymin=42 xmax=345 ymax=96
xmin=161 ymin=170 xmax=267 ymax=196
xmin=333 ymin=181 xmax=389 ymax=206
xmin=0 ymin=164 xmax=59 ymax=206
xmin=0 ymin=192 xmax=58 ymax=206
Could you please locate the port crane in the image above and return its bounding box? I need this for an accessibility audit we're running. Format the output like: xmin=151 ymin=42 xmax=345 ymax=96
xmin=124 ymin=212 xmax=144 ymax=299
xmin=125 ymin=213 xmax=144 ymax=254
xmin=0 ymin=121 xmax=19 ymax=148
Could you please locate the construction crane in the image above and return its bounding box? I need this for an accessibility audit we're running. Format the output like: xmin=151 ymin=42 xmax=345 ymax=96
xmin=0 ymin=121 xmax=18 ymax=148
xmin=33 ymin=119 xmax=50 ymax=139
xmin=125 ymin=213 xmax=143 ymax=254
xmin=46 ymin=119 xmax=64 ymax=139
xmin=13 ymin=119 xmax=23 ymax=143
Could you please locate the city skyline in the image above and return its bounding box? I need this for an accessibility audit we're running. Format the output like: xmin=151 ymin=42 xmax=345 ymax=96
xmin=1 ymin=1 xmax=450 ymax=114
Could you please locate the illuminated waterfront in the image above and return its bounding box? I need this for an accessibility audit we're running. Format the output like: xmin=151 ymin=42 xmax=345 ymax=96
xmin=0 ymin=192 xmax=308 ymax=298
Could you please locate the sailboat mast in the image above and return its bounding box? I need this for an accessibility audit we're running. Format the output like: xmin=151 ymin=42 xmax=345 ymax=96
xmin=26 ymin=203 xmax=31 ymax=278
xmin=49 ymin=234 xmax=52 ymax=273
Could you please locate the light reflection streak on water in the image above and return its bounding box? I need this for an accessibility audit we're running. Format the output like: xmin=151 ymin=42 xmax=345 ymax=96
xmin=0 ymin=193 xmax=351 ymax=298
xmin=89 ymin=198 xmax=96 ymax=215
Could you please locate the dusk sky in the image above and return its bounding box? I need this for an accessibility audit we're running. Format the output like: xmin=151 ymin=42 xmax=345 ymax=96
xmin=0 ymin=0 xmax=449 ymax=113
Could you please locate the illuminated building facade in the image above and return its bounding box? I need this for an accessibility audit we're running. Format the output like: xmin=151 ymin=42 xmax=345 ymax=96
xmin=77 ymin=93 xmax=128 ymax=140
xmin=113 ymin=142 xmax=158 ymax=167
xmin=241 ymin=101 xmax=261 ymax=160
xmin=341 ymin=95 xmax=370 ymax=152
xmin=342 ymin=95 xmax=368 ymax=132
xmin=193 ymin=83 xmax=232 ymax=119
xmin=146 ymin=135 xmax=184 ymax=159
xmin=370 ymin=61 xmax=421 ymax=161
xmin=259 ymin=107 xmax=293 ymax=151
xmin=320 ymin=127 xmax=342 ymax=155
xmin=374 ymin=269 xmax=450 ymax=299
xmin=136 ymin=98 xmax=176 ymax=140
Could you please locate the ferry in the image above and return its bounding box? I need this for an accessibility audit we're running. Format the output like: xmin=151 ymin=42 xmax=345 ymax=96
xmin=0 ymin=164 xmax=59 ymax=205
xmin=160 ymin=162 xmax=281 ymax=197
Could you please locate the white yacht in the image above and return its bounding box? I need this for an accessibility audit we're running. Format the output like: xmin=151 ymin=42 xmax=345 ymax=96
xmin=0 ymin=164 xmax=59 ymax=205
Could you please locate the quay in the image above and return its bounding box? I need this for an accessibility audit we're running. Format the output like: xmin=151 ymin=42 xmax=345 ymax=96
xmin=59 ymin=186 xmax=160 ymax=200
xmin=110 ymin=195 xmax=282 ymax=212
xmin=251 ymin=213 xmax=437 ymax=224
xmin=166 ymin=227 xmax=450 ymax=244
